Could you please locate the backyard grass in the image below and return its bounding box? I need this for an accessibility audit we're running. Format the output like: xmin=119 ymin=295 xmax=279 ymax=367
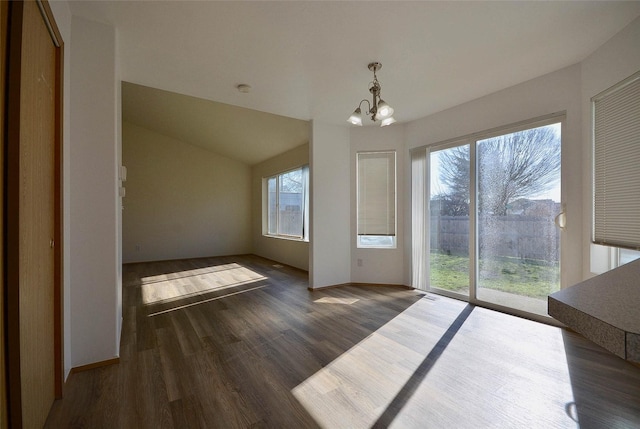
xmin=430 ymin=252 xmax=560 ymax=299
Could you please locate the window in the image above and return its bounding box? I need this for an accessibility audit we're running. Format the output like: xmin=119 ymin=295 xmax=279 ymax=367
xmin=618 ymin=248 xmax=640 ymax=267
xmin=266 ymin=166 xmax=309 ymax=240
xmin=357 ymin=151 xmax=396 ymax=248
xmin=593 ymin=70 xmax=640 ymax=250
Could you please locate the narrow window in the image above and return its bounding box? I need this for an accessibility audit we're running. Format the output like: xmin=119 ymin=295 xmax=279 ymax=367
xmin=619 ymin=248 xmax=640 ymax=266
xmin=357 ymin=151 xmax=396 ymax=248
xmin=265 ymin=166 xmax=309 ymax=240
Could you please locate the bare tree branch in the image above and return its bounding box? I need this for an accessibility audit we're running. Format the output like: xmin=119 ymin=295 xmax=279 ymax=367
xmin=436 ymin=125 xmax=560 ymax=216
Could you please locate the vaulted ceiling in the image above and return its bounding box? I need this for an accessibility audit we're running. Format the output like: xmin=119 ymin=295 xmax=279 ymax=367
xmin=70 ymin=1 xmax=640 ymax=164
xmin=122 ymin=82 xmax=309 ymax=165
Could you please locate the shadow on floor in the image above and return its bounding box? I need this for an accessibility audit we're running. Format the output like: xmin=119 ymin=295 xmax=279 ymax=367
xmin=562 ymin=329 xmax=640 ymax=428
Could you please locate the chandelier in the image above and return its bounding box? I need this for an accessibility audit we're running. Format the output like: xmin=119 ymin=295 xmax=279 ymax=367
xmin=347 ymin=62 xmax=396 ymax=127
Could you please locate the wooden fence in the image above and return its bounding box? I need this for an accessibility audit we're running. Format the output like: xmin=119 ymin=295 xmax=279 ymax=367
xmin=431 ymin=216 xmax=560 ymax=263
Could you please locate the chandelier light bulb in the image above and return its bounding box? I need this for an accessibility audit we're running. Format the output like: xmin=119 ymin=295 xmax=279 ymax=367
xmin=348 ymin=107 xmax=364 ymax=126
xmin=377 ymin=99 xmax=394 ymax=119
xmin=380 ymin=116 xmax=397 ymax=127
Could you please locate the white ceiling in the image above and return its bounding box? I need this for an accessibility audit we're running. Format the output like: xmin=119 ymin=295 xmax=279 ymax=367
xmin=69 ymin=1 xmax=640 ymax=163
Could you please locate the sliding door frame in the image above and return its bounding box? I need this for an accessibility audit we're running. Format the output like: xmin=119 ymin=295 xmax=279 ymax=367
xmin=415 ymin=112 xmax=566 ymax=325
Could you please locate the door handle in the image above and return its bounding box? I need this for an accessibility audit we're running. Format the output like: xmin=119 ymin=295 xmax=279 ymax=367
xmin=554 ymin=203 xmax=566 ymax=230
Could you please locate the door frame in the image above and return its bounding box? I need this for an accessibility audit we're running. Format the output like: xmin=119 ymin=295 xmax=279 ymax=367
xmin=1 ymin=1 xmax=9 ymax=428
xmin=4 ymin=0 xmax=64 ymax=426
xmin=418 ymin=112 xmax=566 ymax=325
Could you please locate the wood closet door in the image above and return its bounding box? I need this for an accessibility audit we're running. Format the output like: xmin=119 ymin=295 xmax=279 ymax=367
xmin=1 ymin=1 xmax=9 ymax=428
xmin=6 ymin=1 xmax=62 ymax=427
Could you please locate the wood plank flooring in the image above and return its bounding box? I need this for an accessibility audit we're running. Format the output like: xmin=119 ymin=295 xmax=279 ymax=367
xmin=45 ymin=255 xmax=640 ymax=428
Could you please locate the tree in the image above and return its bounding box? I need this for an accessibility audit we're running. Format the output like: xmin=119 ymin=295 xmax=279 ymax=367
xmin=435 ymin=145 xmax=470 ymax=216
xmin=280 ymin=169 xmax=303 ymax=193
xmin=430 ymin=193 xmax=470 ymax=217
xmin=437 ymin=125 xmax=560 ymax=216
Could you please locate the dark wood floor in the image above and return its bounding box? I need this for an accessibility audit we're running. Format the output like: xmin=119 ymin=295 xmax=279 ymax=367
xmin=46 ymin=255 xmax=640 ymax=428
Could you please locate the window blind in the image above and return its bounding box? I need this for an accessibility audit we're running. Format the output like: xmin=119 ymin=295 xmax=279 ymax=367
xmin=593 ymin=70 xmax=640 ymax=249
xmin=357 ymin=151 xmax=396 ymax=236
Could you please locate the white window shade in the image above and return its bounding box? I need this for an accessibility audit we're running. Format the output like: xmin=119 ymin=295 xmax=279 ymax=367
xmin=593 ymin=71 xmax=640 ymax=249
xmin=357 ymin=151 xmax=396 ymax=237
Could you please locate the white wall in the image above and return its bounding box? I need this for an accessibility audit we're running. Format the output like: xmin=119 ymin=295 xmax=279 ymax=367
xmin=580 ymin=16 xmax=640 ymax=278
xmin=48 ymin=0 xmax=73 ymax=380
xmin=69 ymin=16 xmax=120 ymax=367
xmin=309 ymin=121 xmax=351 ymax=288
xmin=122 ymin=122 xmax=252 ymax=263
xmin=252 ymin=143 xmax=310 ymax=271
xmin=350 ymin=125 xmax=406 ymax=285
xmin=405 ymin=64 xmax=583 ymax=289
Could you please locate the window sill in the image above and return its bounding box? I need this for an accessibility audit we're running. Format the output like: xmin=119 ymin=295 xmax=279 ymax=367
xmin=264 ymin=234 xmax=309 ymax=243
xmin=357 ymin=236 xmax=396 ymax=249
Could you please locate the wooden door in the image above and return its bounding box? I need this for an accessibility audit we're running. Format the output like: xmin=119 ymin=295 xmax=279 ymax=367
xmin=6 ymin=1 xmax=63 ymax=427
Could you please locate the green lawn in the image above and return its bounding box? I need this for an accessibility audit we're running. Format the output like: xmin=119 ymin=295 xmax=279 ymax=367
xmin=430 ymin=253 xmax=560 ymax=299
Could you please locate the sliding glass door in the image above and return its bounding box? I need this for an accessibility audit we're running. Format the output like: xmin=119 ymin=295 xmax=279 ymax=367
xmin=422 ymin=119 xmax=562 ymax=318
xmin=475 ymin=123 xmax=561 ymax=315
xmin=429 ymin=144 xmax=470 ymax=297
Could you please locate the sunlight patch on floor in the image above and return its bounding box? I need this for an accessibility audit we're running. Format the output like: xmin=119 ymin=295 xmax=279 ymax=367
xmin=141 ymin=263 xmax=266 ymax=305
xmin=314 ymin=297 xmax=360 ymax=305
xmin=293 ymin=299 xmax=577 ymax=429
xmin=391 ymin=307 xmax=577 ymax=428
xmin=147 ymin=284 xmax=266 ymax=316
xmin=292 ymin=297 xmax=454 ymax=428
xmin=141 ymin=263 xmax=249 ymax=284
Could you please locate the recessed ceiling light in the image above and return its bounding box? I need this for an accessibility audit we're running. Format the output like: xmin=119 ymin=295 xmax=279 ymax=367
xmin=236 ymin=84 xmax=252 ymax=93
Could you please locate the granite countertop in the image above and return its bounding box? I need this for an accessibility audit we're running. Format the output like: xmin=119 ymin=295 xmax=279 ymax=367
xmin=550 ymin=258 xmax=640 ymax=334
